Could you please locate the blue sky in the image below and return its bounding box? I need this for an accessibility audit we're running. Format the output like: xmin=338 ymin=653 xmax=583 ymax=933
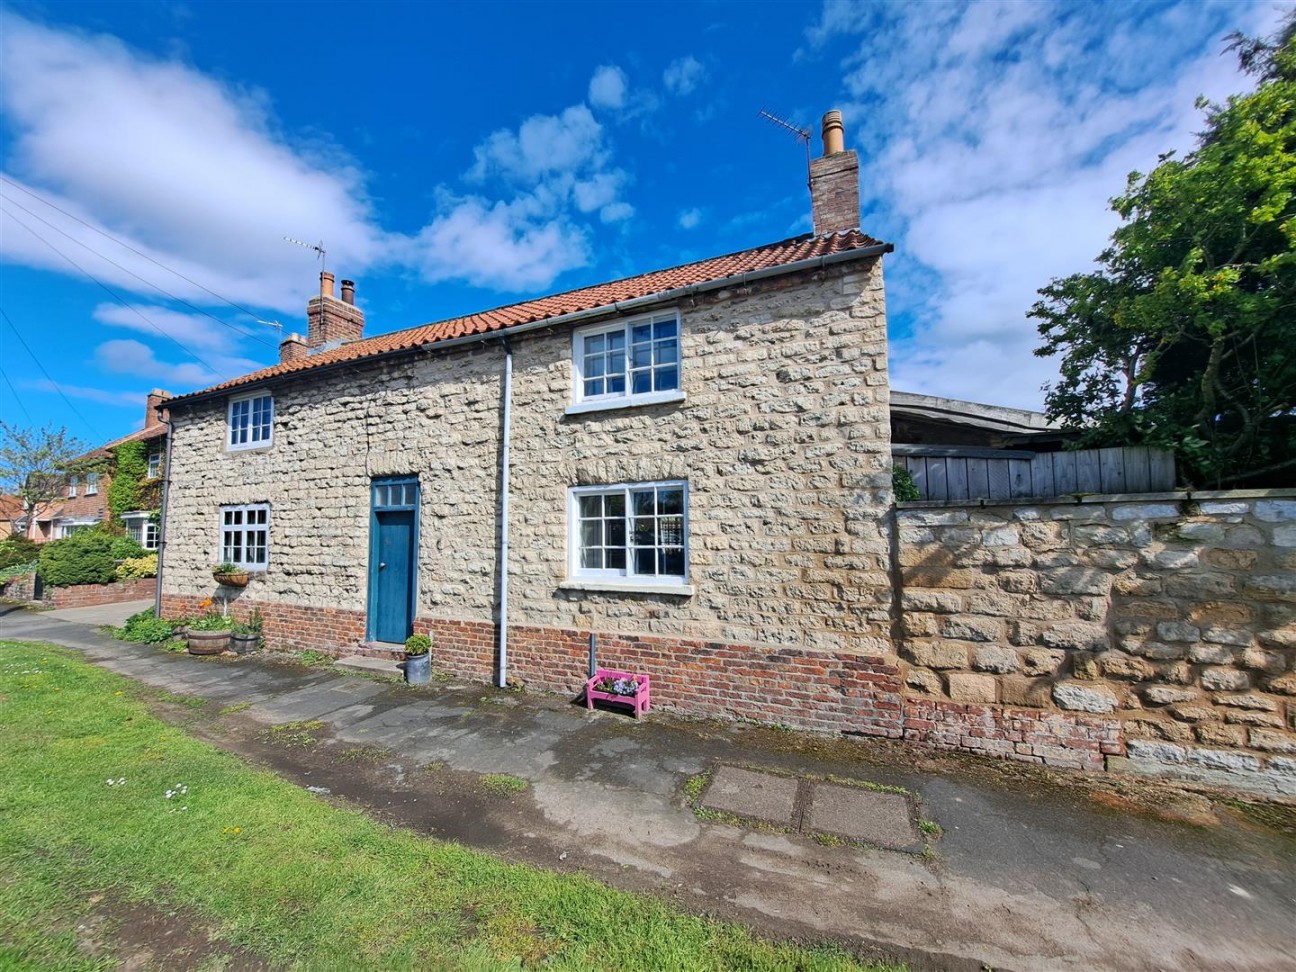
xmin=0 ymin=0 xmax=1285 ymax=446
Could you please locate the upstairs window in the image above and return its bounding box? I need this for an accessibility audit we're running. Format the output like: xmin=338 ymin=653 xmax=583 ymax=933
xmin=147 ymin=449 xmax=162 ymax=479
xmin=572 ymin=312 xmax=681 ymax=409
xmin=228 ymin=392 xmax=274 ymax=450
xmin=220 ymin=503 xmax=269 ymax=570
xmin=67 ymin=477 xmax=78 ymax=497
xmin=569 ymin=481 xmax=687 ymax=582
xmin=85 ymin=472 xmax=99 ymax=495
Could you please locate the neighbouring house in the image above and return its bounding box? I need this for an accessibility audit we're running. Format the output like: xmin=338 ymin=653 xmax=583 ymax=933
xmin=0 ymin=494 xmax=23 ymax=536
xmin=23 ymin=390 xmax=170 ymax=548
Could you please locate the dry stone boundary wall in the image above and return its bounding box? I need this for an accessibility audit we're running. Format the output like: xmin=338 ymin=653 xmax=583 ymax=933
xmin=896 ymin=490 xmax=1296 ymax=796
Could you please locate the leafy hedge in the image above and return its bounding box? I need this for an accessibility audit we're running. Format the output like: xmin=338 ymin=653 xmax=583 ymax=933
xmin=109 ymin=536 xmax=146 ymax=560
xmin=115 ymin=554 xmax=157 ymax=580
xmin=0 ymin=560 xmax=37 ymax=584
xmin=38 ymin=529 xmax=116 ymax=586
xmin=0 ymin=535 xmax=40 ymax=571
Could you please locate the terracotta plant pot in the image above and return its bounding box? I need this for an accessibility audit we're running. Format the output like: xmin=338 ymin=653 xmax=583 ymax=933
xmin=187 ymin=630 xmax=231 ymax=655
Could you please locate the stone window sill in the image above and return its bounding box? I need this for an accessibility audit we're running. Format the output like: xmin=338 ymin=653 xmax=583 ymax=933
xmin=558 ymin=579 xmax=694 ymax=597
xmin=564 ymin=390 xmax=685 ymax=416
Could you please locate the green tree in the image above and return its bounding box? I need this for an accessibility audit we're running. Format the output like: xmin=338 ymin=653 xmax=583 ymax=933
xmin=1032 ymin=17 xmax=1296 ymax=487
xmin=0 ymin=423 xmax=94 ymax=531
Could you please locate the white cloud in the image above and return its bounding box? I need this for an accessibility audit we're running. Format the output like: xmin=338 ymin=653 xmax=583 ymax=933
xmin=0 ymin=13 xmax=638 ymax=323
xmin=588 ymin=65 xmax=628 ymax=110
xmin=663 ymin=56 xmax=706 ymax=96
xmin=24 ymin=379 xmax=145 ymax=409
xmin=94 ymin=338 xmax=223 ymax=386
xmin=807 ymin=0 xmax=1285 ymax=411
xmin=0 ymin=15 xmax=387 ymax=314
xmin=411 ymin=195 xmax=590 ymax=291
xmin=678 ymin=207 xmax=702 ymax=230
xmin=92 ymin=302 xmax=267 ymax=352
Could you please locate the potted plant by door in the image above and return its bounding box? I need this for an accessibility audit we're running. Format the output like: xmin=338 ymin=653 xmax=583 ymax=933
xmin=404 ymin=634 xmax=431 ymax=685
xmin=212 ymin=562 xmax=250 ymax=587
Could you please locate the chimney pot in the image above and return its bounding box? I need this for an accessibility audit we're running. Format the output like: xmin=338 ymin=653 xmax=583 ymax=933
xmin=340 ymin=279 xmax=355 ymax=305
xmin=821 ymin=110 xmax=845 ymax=156
xmin=320 ymin=271 xmax=335 ymax=298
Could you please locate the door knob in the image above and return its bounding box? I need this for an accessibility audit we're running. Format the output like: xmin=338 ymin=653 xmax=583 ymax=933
xmin=379 ymin=562 xmax=387 ymax=570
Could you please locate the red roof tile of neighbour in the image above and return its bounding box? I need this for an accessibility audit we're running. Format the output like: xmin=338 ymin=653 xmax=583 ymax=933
xmin=0 ymin=494 xmax=23 ymax=522
xmin=172 ymin=230 xmax=888 ymax=403
xmin=75 ymin=422 xmax=167 ymax=462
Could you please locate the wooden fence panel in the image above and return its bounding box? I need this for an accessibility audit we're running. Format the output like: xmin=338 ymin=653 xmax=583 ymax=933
xmin=896 ymin=446 xmax=1175 ymax=501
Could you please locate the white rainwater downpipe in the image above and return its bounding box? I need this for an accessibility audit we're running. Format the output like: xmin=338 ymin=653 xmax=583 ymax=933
xmin=497 ymin=339 xmax=513 ymax=688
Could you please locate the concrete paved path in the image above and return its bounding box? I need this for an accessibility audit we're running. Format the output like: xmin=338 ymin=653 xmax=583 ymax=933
xmin=3 ymin=606 xmax=1294 ymax=972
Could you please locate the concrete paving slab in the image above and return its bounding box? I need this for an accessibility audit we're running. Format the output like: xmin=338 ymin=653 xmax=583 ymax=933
xmin=806 ymin=783 xmax=920 ymax=851
xmin=702 ymin=766 xmax=798 ymax=825
xmin=247 ymin=679 xmax=388 ymax=724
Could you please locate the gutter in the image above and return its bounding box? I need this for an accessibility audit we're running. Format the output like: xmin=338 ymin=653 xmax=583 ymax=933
xmin=167 ymin=242 xmax=893 ymax=407
xmin=154 ymin=411 xmax=174 ymax=618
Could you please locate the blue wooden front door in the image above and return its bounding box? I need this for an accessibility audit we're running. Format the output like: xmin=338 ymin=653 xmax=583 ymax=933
xmin=368 ymin=478 xmax=418 ymax=643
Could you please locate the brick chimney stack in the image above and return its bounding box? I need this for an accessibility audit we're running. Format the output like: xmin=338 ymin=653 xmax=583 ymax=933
xmin=306 ymin=271 xmax=365 ymax=348
xmin=279 ymin=333 xmax=309 ymax=363
xmin=809 ymin=109 xmax=861 ymax=236
xmin=146 ymin=389 xmax=171 ymax=425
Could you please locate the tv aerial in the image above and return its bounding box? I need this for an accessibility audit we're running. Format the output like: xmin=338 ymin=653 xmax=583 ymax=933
xmin=284 ymin=236 xmax=326 ymax=270
xmin=758 ymin=108 xmax=812 ymax=186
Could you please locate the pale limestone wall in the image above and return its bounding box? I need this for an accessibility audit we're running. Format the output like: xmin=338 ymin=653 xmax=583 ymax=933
xmin=504 ymin=262 xmax=893 ymax=653
xmin=163 ymin=259 xmax=894 ymax=652
xmin=897 ymin=491 xmax=1296 ymax=793
xmin=162 ymin=348 xmax=503 ymax=622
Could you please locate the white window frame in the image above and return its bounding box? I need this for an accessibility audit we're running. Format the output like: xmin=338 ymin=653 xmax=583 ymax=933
xmin=85 ymin=472 xmax=99 ymax=495
xmin=219 ymin=503 xmax=270 ymax=571
xmin=567 ymin=311 xmax=685 ymax=415
xmin=227 ymin=391 xmax=274 ymax=451
xmin=54 ymin=516 xmax=98 ymax=539
xmin=147 ymin=449 xmax=162 ymax=479
xmin=122 ymin=511 xmax=159 ymax=551
xmin=67 ymin=476 xmax=78 ymax=498
xmin=564 ymin=481 xmax=691 ymax=594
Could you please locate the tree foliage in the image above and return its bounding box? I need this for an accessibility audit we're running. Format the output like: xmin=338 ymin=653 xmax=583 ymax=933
xmin=1032 ymin=17 xmax=1296 ymax=487
xmin=0 ymin=423 xmax=94 ymax=525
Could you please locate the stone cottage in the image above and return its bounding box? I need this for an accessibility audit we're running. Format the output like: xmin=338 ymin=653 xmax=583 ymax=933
xmin=159 ymin=111 xmax=909 ymax=733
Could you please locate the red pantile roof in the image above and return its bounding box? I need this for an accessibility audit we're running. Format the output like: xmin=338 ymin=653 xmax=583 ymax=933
xmin=172 ymin=230 xmax=888 ymax=403
xmin=76 ymin=421 xmax=167 ymax=462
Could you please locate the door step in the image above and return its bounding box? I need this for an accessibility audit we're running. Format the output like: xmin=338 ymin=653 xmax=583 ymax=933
xmin=335 ymin=654 xmax=404 ymax=679
xmin=356 ymin=641 xmax=406 ymax=661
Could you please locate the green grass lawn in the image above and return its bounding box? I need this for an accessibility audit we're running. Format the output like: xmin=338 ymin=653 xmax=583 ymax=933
xmin=0 ymin=641 xmax=904 ymax=971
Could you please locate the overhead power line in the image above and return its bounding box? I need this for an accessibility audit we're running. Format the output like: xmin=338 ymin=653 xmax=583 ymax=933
xmin=0 ymin=175 xmax=270 ymax=322
xmin=0 ymin=307 xmax=103 ymax=439
xmin=0 ymin=193 xmax=277 ymax=351
xmin=0 ymin=366 xmax=37 ymax=425
xmin=2 ymin=205 xmax=226 ymax=381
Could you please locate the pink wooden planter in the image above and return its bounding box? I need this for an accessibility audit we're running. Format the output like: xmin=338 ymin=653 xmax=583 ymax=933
xmin=585 ymin=668 xmax=652 ymax=719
